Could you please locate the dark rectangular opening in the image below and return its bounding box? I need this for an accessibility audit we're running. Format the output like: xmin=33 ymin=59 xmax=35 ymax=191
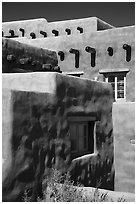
xmin=68 ymin=119 xmax=95 ymax=159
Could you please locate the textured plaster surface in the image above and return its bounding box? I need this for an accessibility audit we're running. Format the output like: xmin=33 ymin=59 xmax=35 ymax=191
xmin=47 ymin=17 xmax=113 ymax=37
xmin=45 ymin=17 xmax=97 ymax=37
xmin=2 ymin=17 xmax=113 ymax=39
xmin=2 ymin=18 xmax=48 ymax=38
xmin=2 ymin=72 xmax=113 ymax=201
xmin=2 ymin=73 xmax=57 ymax=93
xmin=14 ymin=26 xmax=135 ymax=101
xmin=113 ymin=102 xmax=135 ymax=193
xmin=2 ymin=38 xmax=58 ymax=73
xmin=2 ymin=89 xmax=13 ymax=181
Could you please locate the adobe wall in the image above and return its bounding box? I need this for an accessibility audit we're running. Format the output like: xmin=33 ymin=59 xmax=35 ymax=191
xmin=46 ymin=17 xmax=97 ymax=37
xmin=2 ymin=38 xmax=58 ymax=73
xmin=14 ymin=26 xmax=135 ymax=101
xmin=2 ymin=18 xmax=48 ymax=38
xmin=113 ymin=102 xmax=135 ymax=193
xmin=47 ymin=17 xmax=113 ymax=37
xmin=2 ymin=17 xmax=114 ymax=39
xmin=2 ymin=72 xmax=113 ymax=201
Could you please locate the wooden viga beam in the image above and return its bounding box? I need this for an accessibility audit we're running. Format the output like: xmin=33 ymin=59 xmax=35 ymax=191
xmin=2 ymin=38 xmax=60 ymax=73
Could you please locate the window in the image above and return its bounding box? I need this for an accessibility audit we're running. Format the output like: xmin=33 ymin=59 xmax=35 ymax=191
xmin=99 ymin=69 xmax=129 ymax=102
xmin=70 ymin=122 xmax=88 ymax=153
xmin=68 ymin=117 xmax=95 ymax=159
xmin=105 ymin=73 xmax=126 ymax=101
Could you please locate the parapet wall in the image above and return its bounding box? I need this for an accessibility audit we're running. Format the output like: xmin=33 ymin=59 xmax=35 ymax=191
xmin=2 ymin=17 xmax=114 ymax=39
xmin=2 ymin=18 xmax=48 ymax=38
xmin=47 ymin=17 xmax=114 ymax=37
xmin=2 ymin=72 xmax=113 ymax=201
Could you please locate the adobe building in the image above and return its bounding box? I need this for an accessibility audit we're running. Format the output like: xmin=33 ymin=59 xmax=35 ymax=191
xmin=2 ymin=17 xmax=135 ymax=102
xmin=3 ymin=70 xmax=114 ymax=201
xmin=2 ymin=17 xmax=135 ymax=200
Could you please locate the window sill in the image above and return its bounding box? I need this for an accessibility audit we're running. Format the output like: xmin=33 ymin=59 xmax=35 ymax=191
xmin=99 ymin=68 xmax=129 ymax=74
xmin=72 ymin=152 xmax=98 ymax=162
xmin=113 ymin=99 xmax=126 ymax=103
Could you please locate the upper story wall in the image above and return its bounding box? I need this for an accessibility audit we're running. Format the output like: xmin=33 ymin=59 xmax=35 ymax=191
xmin=14 ymin=25 xmax=135 ymax=101
xmin=2 ymin=17 xmax=114 ymax=39
xmin=14 ymin=26 xmax=134 ymax=76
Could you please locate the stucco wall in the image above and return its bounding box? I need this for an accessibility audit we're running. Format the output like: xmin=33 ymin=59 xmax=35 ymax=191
xmin=2 ymin=72 xmax=113 ymax=201
xmin=47 ymin=17 xmax=113 ymax=37
xmin=2 ymin=17 xmax=113 ymax=39
xmin=113 ymin=102 xmax=135 ymax=193
xmin=2 ymin=18 xmax=48 ymax=38
xmin=2 ymin=38 xmax=58 ymax=73
xmin=14 ymin=26 xmax=135 ymax=102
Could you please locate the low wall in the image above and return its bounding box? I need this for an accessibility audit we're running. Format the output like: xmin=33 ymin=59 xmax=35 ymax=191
xmin=46 ymin=184 xmax=135 ymax=202
xmin=79 ymin=186 xmax=135 ymax=202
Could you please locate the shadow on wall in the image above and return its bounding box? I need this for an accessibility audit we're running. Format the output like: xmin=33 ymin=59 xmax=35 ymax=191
xmin=3 ymin=100 xmax=71 ymax=201
xmin=3 ymin=96 xmax=114 ymax=201
xmin=2 ymin=72 xmax=114 ymax=201
xmin=70 ymin=155 xmax=114 ymax=191
xmin=69 ymin=126 xmax=114 ymax=191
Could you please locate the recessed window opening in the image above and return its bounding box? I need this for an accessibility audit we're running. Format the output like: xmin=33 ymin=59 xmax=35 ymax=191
xmin=68 ymin=117 xmax=96 ymax=159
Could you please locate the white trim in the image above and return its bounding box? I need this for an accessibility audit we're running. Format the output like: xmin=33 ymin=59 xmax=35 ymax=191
xmin=72 ymin=153 xmax=97 ymax=162
xmin=104 ymin=72 xmax=127 ymax=101
xmin=105 ymin=77 xmax=108 ymax=83
xmin=94 ymin=122 xmax=97 ymax=154
xmin=99 ymin=68 xmax=129 ymax=74
xmin=62 ymin=71 xmax=84 ymax=76
xmin=115 ymin=76 xmax=117 ymax=101
xmin=124 ymin=76 xmax=126 ymax=100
